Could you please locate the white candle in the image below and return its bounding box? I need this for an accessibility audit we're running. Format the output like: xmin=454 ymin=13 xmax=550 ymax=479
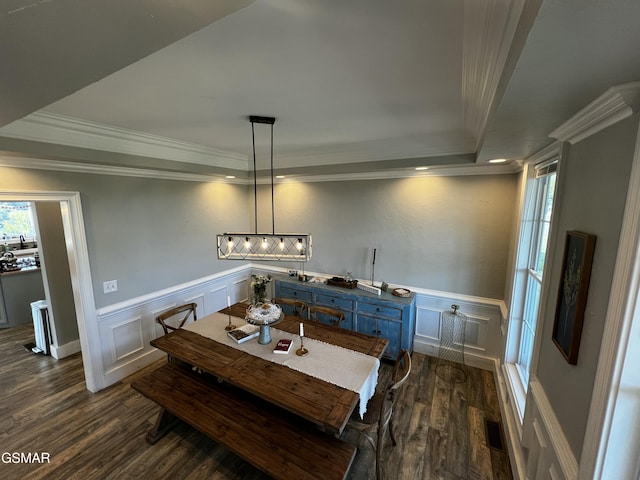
xmin=300 ymin=322 xmax=304 ymax=337
xmin=227 ymin=295 xmax=231 ymax=307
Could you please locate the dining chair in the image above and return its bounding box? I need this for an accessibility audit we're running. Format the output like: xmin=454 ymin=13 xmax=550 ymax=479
xmin=307 ymin=305 xmax=345 ymax=327
xmin=271 ymin=297 xmax=308 ymax=317
xmin=156 ymin=302 xmax=198 ymax=335
xmin=347 ymin=349 xmax=412 ymax=480
xmin=156 ymin=303 xmax=198 ymax=366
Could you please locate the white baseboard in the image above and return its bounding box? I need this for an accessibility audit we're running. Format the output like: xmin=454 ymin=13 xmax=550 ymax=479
xmin=103 ymin=348 xmax=166 ymax=386
xmin=50 ymin=339 xmax=81 ymax=359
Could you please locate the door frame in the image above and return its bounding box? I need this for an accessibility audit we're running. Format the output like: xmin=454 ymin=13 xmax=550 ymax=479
xmin=0 ymin=190 xmax=102 ymax=391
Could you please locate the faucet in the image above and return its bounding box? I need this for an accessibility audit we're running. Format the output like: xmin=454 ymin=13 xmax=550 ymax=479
xmin=19 ymin=235 xmax=25 ymax=249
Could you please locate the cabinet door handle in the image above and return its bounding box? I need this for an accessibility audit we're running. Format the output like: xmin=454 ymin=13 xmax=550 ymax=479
xmin=376 ymin=307 xmax=380 ymax=312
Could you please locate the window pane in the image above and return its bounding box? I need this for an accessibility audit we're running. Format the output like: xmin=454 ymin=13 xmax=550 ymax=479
xmin=518 ymin=276 xmax=541 ymax=386
xmin=531 ymin=173 xmax=556 ymax=276
xmin=543 ymin=175 xmax=556 ymax=222
xmin=0 ymin=202 xmax=37 ymax=239
xmin=508 ymin=164 xmax=557 ymax=404
xmin=536 ymin=221 xmax=550 ymax=273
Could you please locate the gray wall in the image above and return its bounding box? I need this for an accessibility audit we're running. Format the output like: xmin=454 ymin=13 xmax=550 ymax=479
xmin=536 ymin=114 xmax=639 ymax=460
xmin=0 ymin=168 xmax=250 ymax=309
xmin=0 ymin=167 xmax=517 ymax=316
xmin=35 ymin=201 xmax=79 ymax=345
xmin=254 ymin=174 xmax=518 ymax=299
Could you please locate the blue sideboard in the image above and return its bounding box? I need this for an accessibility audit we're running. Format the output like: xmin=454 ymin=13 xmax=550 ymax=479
xmin=274 ymin=276 xmax=416 ymax=360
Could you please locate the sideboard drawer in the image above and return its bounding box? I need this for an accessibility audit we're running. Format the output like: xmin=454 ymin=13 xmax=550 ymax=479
xmin=357 ymin=302 xmax=402 ymax=320
xmin=315 ymin=293 xmax=353 ymax=312
xmin=277 ymin=285 xmax=313 ymax=303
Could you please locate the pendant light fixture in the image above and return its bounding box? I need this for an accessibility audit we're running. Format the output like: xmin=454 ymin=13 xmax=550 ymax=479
xmin=217 ymin=115 xmax=312 ymax=261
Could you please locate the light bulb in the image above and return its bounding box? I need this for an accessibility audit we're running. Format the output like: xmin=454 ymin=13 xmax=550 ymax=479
xmin=279 ymin=238 xmax=285 ymax=250
xmin=244 ymin=237 xmax=251 ymax=249
xmin=296 ymin=239 xmax=303 ymax=250
xmin=262 ymin=237 xmax=268 ymax=249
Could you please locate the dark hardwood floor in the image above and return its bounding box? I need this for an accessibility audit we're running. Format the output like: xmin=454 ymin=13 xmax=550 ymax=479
xmin=0 ymin=324 xmax=512 ymax=479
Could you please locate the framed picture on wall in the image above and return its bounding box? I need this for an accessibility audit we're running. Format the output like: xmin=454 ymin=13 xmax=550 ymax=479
xmin=552 ymin=230 xmax=596 ymax=365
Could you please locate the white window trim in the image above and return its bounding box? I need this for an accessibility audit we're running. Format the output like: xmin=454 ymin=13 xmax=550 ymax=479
xmin=504 ymin=143 xmax=566 ymax=422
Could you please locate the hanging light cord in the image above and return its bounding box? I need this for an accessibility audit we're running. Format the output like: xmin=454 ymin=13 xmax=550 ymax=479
xmin=251 ymin=120 xmax=258 ymax=234
xmin=270 ymin=122 xmax=275 ymax=235
xmin=250 ymin=116 xmax=277 ymax=235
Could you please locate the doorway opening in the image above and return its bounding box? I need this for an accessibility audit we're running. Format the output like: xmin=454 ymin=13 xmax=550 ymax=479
xmin=0 ymin=190 xmax=100 ymax=391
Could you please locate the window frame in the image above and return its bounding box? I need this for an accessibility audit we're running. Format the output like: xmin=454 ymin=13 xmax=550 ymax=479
xmin=504 ymin=149 xmax=561 ymax=424
xmin=0 ymin=201 xmax=37 ymax=245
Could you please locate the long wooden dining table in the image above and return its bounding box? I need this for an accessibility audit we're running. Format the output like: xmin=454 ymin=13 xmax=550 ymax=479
xmin=149 ymin=302 xmax=388 ymax=435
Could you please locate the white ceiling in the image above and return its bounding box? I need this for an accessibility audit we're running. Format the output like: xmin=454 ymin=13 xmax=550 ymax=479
xmin=1 ymin=0 xmax=639 ymax=179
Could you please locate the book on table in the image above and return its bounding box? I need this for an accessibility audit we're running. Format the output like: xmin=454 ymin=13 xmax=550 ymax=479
xmin=227 ymin=324 xmax=260 ymax=343
xmin=273 ymin=338 xmax=293 ymax=354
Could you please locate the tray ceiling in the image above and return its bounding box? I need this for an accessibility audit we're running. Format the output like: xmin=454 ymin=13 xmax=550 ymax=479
xmin=1 ymin=0 xmax=639 ymax=180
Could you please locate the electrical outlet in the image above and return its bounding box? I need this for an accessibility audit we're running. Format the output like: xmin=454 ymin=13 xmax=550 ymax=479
xmin=103 ymin=280 xmax=118 ymax=294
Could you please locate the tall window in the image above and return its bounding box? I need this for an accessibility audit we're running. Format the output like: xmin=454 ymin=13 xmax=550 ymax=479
xmin=517 ymin=167 xmax=556 ymax=384
xmin=505 ymin=159 xmax=557 ymax=419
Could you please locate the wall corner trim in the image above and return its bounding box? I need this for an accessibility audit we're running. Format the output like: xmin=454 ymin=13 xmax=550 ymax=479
xmin=549 ymin=82 xmax=640 ymax=145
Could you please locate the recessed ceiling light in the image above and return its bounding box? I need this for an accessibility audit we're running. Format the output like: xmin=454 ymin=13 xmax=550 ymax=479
xmin=276 ymin=175 xmax=286 ymax=179
xmin=415 ymin=166 xmax=429 ymax=171
xmin=488 ymin=158 xmax=507 ymax=164
xmin=225 ymin=175 xmax=236 ymax=179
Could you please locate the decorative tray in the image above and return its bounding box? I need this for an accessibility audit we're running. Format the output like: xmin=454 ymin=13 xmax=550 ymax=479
xmin=392 ymin=288 xmax=411 ymax=298
xmin=326 ymin=277 xmax=358 ymax=289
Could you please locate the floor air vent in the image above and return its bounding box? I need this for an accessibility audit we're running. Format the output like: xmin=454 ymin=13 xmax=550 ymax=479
xmin=485 ymin=419 xmax=505 ymax=451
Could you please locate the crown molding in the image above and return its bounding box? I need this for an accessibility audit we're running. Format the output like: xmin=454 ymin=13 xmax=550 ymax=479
xmin=549 ymin=82 xmax=640 ymax=144
xmin=462 ymin=0 xmax=528 ymax=147
xmin=0 ymin=155 xmax=241 ymax=184
xmin=525 ymin=141 xmax=561 ymax=165
xmin=271 ymin=162 xmax=521 ymax=183
xmin=0 ymin=111 xmax=248 ymax=169
xmin=0 ymin=154 xmax=520 ymax=184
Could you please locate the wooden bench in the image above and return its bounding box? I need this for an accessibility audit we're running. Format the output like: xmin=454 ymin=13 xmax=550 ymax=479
xmin=132 ymin=363 xmax=357 ymax=480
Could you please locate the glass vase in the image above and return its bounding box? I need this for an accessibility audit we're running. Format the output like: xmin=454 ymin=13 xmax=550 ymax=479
xmin=252 ymin=290 xmax=266 ymax=305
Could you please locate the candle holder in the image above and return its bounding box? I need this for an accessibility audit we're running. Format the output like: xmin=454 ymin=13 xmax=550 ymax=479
xmin=224 ymin=313 xmax=236 ymax=331
xmin=296 ymin=335 xmax=309 ymax=356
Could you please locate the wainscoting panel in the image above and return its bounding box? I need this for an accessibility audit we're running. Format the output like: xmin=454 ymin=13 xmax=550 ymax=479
xmin=209 ymin=285 xmax=231 ymax=313
xmin=96 ymin=265 xmax=252 ymax=386
xmin=110 ymin=315 xmax=144 ymax=363
xmin=520 ymin=381 xmax=578 ymax=480
xmin=184 ymin=292 xmax=206 ymax=316
xmin=412 ymin=290 xmax=505 ymax=371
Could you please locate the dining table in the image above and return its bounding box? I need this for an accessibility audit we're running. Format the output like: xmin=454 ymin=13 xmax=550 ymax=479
xmin=150 ymin=302 xmax=388 ymax=435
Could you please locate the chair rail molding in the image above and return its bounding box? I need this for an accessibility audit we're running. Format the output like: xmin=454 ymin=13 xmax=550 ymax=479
xmin=96 ymin=265 xmax=251 ymax=386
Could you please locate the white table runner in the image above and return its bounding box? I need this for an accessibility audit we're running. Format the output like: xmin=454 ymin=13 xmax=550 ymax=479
xmin=183 ymin=312 xmax=380 ymax=417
